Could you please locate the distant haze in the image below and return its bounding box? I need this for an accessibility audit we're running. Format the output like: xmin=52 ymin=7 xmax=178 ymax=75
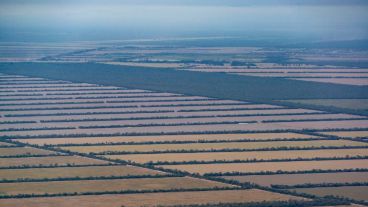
xmin=1 ymin=0 xmax=368 ymax=42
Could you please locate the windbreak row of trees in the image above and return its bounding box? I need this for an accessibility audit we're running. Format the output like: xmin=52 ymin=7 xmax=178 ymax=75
xmin=146 ymin=156 xmax=368 ymax=166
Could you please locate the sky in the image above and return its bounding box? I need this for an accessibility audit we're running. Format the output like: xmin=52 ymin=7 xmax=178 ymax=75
xmin=1 ymin=0 xmax=368 ymax=42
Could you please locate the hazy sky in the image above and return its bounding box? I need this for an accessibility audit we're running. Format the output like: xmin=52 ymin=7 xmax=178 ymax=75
xmin=1 ymin=0 xmax=368 ymax=42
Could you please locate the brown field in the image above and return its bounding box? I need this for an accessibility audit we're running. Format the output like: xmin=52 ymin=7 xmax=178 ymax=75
xmin=0 ymin=147 xmax=57 ymax=156
xmin=221 ymin=172 xmax=368 ymax=187
xmin=319 ymin=131 xmax=368 ymax=139
xmin=0 ymin=142 xmax=14 ymax=147
xmin=60 ymin=140 xmax=368 ymax=154
xmin=0 ymin=104 xmax=278 ymax=114
xmin=183 ymin=68 xmax=368 ymax=73
xmin=283 ymin=99 xmax=368 ymax=110
xmin=0 ymin=99 xmax=243 ymax=110
xmin=0 ymin=177 xmax=232 ymax=196
xmin=0 ymin=83 xmax=96 ymax=88
xmin=5 ymin=119 xmax=368 ymax=137
xmin=1 ymin=105 xmax=293 ymax=116
xmin=2 ymin=113 xmax=359 ymax=130
xmin=291 ymin=78 xmax=368 ymax=86
xmin=104 ymin=61 xmax=185 ymax=68
xmin=104 ymin=148 xmax=368 ymax=164
xmin=0 ymin=156 xmax=109 ymax=167
xmin=0 ymin=165 xmax=164 ymax=180
xmin=292 ymin=186 xmax=368 ymax=201
xmin=233 ymin=73 xmax=368 ymax=78
xmin=0 ymin=189 xmax=305 ymax=207
xmin=1 ymin=108 xmax=322 ymax=123
xmin=158 ymin=159 xmax=368 ymax=174
xmin=15 ymin=132 xmax=320 ymax=146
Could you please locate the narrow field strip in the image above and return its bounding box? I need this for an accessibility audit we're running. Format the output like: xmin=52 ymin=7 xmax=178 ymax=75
xmin=0 ymin=176 xmax=232 ymax=197
xmin=13 ymin=132 xmax=319 ymax=145
xmin=0 ymin=155 xmax=110 ymax=168
xmin=103 ymin=148 xmax=368 ymax=164
xmin=157 ymin=159 xmax=368 ymax=175
xmin=0 ymin=165 xmax=165 ymax=181
xmin=59 ymin=140 xmax=368 ymax=154
xmin=0 ymin=189 xmax=305 ymax=207
xmin=220 ymin=171 xmax=368 ymax=187
xmin=0 ymin=147 xmax=58 ymax=156
xmin=3 ymin=120 xmax=368 ymax=138
xmin=319 ymin=131 xmax=368 ymax=139
xmin=291 ymin=186 xmax=368 ymax=202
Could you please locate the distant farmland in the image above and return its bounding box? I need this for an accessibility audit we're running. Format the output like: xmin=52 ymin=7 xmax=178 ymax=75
xmin=0 ymin=72 xmax=367 ymax=206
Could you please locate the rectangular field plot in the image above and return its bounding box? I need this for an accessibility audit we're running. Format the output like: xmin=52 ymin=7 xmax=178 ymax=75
xmin=0 ymin=177 xmax=231 ymax=196
xmin=0 ymin=189 xmax=304 ymax=207
xmin=158 ymin=159 xmax=368 ymax=175
xmin=0 ymin=142 xmax=14 ymax=147
xmin=1 ymin=107 xmax=314 ymax=117
xmin=319 ymin=131 xmax=368 ymax=139
xmin=220 ymin=172 xmax=368 ymax=187
xmin=291 ymin=78 xmax=368 ymax=86
xmin=2 ymin=113 xmax=360 ymax=131
xmin=104 ymin=148 xmax=368 ymax=164
xmin=14 ymin=132 xmax=321 ymax=146
xmin=0 ymin=100 xmax=244 ymax=110
xmin=6 ymin=119 xmax=367 ymax=137
xmin=0 ymin=147 xmax=57 ymax=156
xmin=0 ymin=156 xmax=109 ymax=167
xmin=291 ymin=186 xmax=368 ymax=202
xmin=60 ymin=140 xmax=368 ymax=154
xmin=283 ymin=99 xmax=368 ymax=111
xmin=0 ymin=165 xmax=164 ymax=180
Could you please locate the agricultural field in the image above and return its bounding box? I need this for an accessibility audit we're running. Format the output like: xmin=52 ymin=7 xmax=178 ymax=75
xmin=220 ymin=171 xmax=368 ymax=187
xmin=157 ymin=159 xmax=368 ymax=174
xmin=291 ymin=186 xmax=368 ymax=202
xmin=0 ymin=73 xmax=367 ymax=206
xmin=1 ymin=1 xmax=368 ymax=205
xmin=0 ymin=189 xmax=303 ymax=207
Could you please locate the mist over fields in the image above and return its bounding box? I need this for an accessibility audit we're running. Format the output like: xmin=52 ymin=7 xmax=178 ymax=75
xmin=1 ymin=0 xmax=368 ymax=42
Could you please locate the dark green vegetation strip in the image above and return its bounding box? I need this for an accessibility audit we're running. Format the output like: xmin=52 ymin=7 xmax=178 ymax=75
xmin=1 ymin=63 xmax=367 ymax=101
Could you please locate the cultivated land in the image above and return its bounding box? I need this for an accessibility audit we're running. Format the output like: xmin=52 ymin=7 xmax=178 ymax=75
xmin=220 ymin=172 xmax=368 ymax=187
xmin=319 ymin=131 xmax=368 ymax=139
xmin=104 ymin=148 xmax=368 ymax=164
xmin=292 ymin=186 xmax=368 ymax=202
xmin=0 ymin=147 xmax=57 ymax=156
xmin=158 ymin=159 xmax=368 ymax=175
xmin=59 ymin=140 xmax=368 ymax=154
xmin=282 ymin=99 xmax=368 ymax=111
xmin=14 ymin=132 xmax=320 ymax=146
xmin=0 ymin=72 xmax=367 ymax=206
xmin=0 ymin=156 xmax=109 ymax=167
xmin=0 ymin=177 xmax=232 ymax=196
xmin=0 ymin=189 xmax=304 ymax=207
xmin=0 ymin=165 xmax=164 ymax=180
